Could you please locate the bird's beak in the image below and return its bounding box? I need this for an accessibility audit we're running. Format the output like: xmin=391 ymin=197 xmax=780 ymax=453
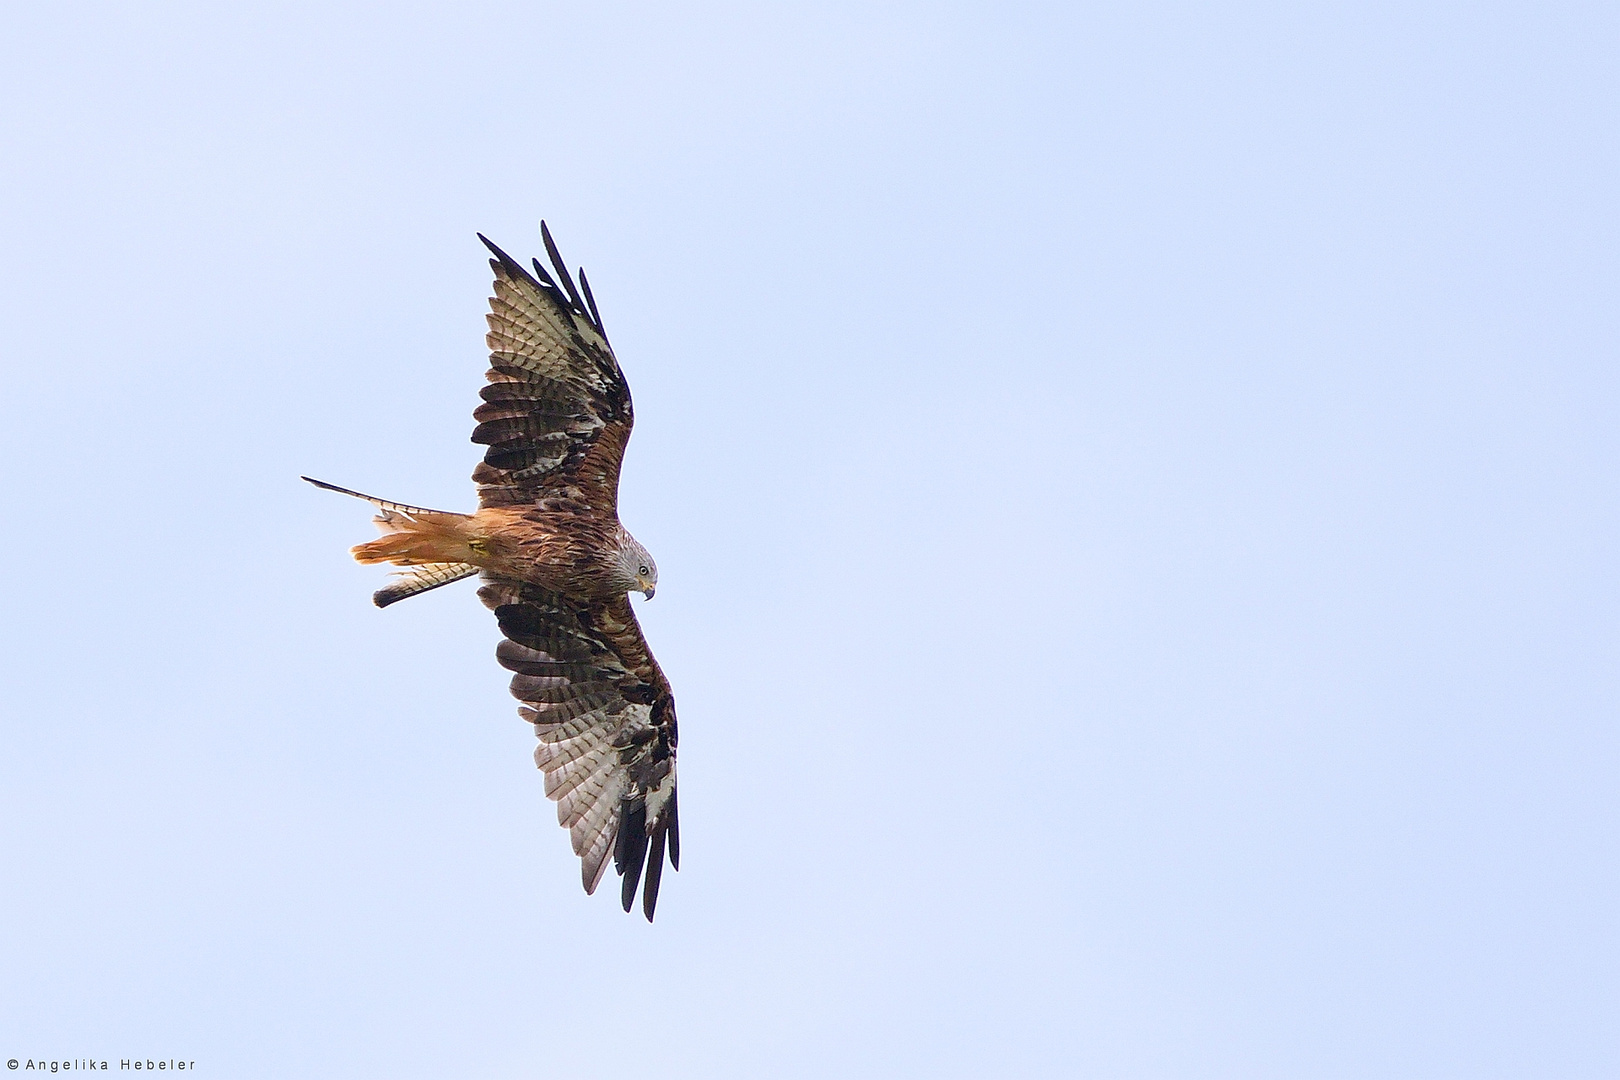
xmin=641 ymin=585 xmax=656 ymax=600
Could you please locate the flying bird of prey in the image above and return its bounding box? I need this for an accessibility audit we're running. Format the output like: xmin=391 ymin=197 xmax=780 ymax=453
xmin=305 ymin=225 xmax=678 ymax=920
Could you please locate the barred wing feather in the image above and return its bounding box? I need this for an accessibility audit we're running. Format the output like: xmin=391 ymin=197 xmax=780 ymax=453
xmin=479 ymin=578 xmax=679 ymax=920
xmin=473 ymin=228 xmax=633 ymax=511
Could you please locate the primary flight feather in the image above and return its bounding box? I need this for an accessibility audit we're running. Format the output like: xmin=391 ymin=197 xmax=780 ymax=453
xmin=305 ymin=224 xmax=678 ymax=920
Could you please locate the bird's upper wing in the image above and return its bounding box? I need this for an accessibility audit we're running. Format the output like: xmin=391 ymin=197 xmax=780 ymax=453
xmin=472 ymin=227 xmax=633 ymax=510
xmin=479 ymin=577 xmax=679 ymax=920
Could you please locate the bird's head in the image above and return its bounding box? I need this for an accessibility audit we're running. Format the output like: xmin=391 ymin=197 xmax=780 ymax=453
xmin=613 ymin=530 xmax=658 ymax=599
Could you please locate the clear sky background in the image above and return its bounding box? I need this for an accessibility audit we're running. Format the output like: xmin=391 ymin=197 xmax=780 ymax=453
xmin=1 ymin=2 xmax=1614 ymax=1077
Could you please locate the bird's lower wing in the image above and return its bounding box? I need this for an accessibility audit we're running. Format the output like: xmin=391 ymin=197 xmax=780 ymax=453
xmin=479 ymin=577 xmax=679 ymax=920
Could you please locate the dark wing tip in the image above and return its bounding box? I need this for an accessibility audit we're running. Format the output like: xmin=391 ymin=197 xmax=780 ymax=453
xmin=476 ymin=231 xmax=510 ymax=265
xmin=529 ymin=257 xmax=561 ymax=292
xmin=539 ymin=220 xmax=589 ymax=315
xmin=615 ymin=805 xmax=649 ymax=914
xmin=577 ymin=267 xmax=607 ymax=338
xmin=641 ymin=830 xmax=667 ymax=921
xmin=478 ymin=233 xmax=546 ymax=292
xmin=666 ymin=790 xmax=680 ymax=871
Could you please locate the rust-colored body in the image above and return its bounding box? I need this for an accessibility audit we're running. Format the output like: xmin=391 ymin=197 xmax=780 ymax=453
xmin=351 ymin=503 xmax=633 ymax=603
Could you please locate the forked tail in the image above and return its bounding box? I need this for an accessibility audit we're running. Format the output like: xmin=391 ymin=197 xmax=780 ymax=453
xmin=302 ymin=476 xmax=481 ymax=607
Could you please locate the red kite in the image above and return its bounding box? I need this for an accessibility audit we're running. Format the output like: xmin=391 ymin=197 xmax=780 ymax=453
xmin=306 ymin=225 xmax=677 ymax=920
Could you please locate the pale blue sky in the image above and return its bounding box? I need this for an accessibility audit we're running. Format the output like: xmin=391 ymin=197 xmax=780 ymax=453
xmin=1 ymin=2 xmax=1615 ymax=1077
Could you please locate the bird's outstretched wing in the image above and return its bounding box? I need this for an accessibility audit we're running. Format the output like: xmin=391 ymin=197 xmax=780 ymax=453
xmin=479 ymin=578 xmax=679 ymax=920
xmin=472 ymin=227 xmax=634 ymax=510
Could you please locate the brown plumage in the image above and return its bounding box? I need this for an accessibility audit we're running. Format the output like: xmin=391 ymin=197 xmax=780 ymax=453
xmin=305 ymin=225 xmax=678 ymax=920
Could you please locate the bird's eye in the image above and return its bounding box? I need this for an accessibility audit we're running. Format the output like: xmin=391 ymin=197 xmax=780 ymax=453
xmin=639 ymin=565 xmax=650 ymax=576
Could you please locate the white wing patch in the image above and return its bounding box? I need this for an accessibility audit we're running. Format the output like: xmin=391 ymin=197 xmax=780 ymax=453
xmin=487 ymin=276 xmax=614 ymax=396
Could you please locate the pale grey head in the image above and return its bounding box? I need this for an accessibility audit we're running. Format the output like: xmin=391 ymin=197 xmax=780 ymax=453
xmin=612 ymin=528 xmax=658 ymax=599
